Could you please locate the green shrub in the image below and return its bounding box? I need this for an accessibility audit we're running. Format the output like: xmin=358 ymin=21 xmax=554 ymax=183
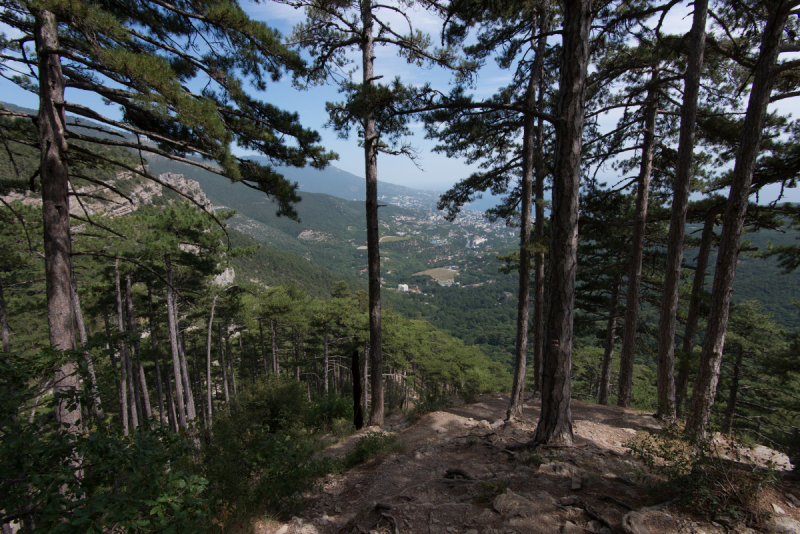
xmin=408 ymin=389 xmax=453 ymax=422
xmin=308 ymin=391 xmax=353 ymax=430
xmin=202 ymin=377 xmax=326 ymax=522
xmin=339 ymin=432 xmax=403 ymax=471
xmin=627 ymin=425 xmax=777 ymax=525
xmin=0 ymin=351 xmax=214 ymax=533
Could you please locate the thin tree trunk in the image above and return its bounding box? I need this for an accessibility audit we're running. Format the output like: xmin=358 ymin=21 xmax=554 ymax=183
xmin=352 ymin=349 xmax=364 ymax=430
xmin=206 ymin=295 xmax=217 ymax=427
xmin=655 ymin=0 xmax=708 ymax=421
xmin=361 ymin=1 xmax=384 ymax=427
xmin=71 ymin=272 xmax=103 ymax=419
xmin=126 ymin=274 xmax=152 ymax=422
xmin=676 ymin=209 xmax=717 ymax=416
xmin=507 ymin=19 xmax=545 ymax=421
xmin=259 ymin=319 xmax=269 ymax=376
xmin=175 ymin=299 xmax=196 ymax=422
xmin=104 ymin=312 xmax=127 ymax=434
xmin=115 ymin=259 xmax=138 ymax=429
xmin=598 ymin=275 xmax=622 ymax=405
xmin=226 ymin=334 xmax=237 ymax=397
xmin=148 ymin=286 xmax=167 ymax=426
xmin=324 ymin=324 xmax=329 ymax=393
xmin=686 ymin=3 xmax=790 ymax=440
xmin=271 ymin=319 xmax=279 ymax=376
xmin=34 ymin=7 xmax=80 ymax=431
xmin=533 ymin=0 xmax=591 ymax=447
xmin=165 ymin=253 xmax=187 ymax=429
xmin=363 ymin=340 xmax=369 ymax=417
xmin=293 ymin=327 xmax=300 ymax=382
xmin=722 ymin=345 xmax=744 ymax=435
xmin=165 ymin=365 xmax=178 ymax=433
xmin=219 ymin=323 xmax=230 ymax=404
xmin=0 ymin=277 xmax=10 ymax=353
xmin=618 ymin=77 xmax=658 ymax=408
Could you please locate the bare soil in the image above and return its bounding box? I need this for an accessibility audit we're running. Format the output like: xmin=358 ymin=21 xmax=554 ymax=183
xmin=256 ymin=394 xmax=800 ymax=534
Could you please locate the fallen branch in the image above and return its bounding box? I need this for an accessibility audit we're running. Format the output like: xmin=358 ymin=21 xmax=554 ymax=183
xmin=445 ymin=468 xmax=477 ymax=480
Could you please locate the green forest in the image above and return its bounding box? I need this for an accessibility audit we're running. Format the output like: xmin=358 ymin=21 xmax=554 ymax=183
xmin=2 ymin=0 xmax=800 ymax=531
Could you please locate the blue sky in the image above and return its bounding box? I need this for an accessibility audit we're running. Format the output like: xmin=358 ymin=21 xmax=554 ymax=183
xmin=1 ymin=1 xmax=798 ymax=206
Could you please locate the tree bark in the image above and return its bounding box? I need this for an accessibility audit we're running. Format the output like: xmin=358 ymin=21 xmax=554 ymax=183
xmin=175 ymin=299 xmax=196 ymax=422
xmin=271 ymin=319 xmax=279 ymax=375
xmin=598 ymin=275 xmax=622 ymax=405
xmin=115 ymin=259 xmax=138 ymax=429
xmin=71 ymin=272 xmax=103 ymax=420
xmin=532 ymin=0 xmax=591 ymax=447
xmin=126 ymin=274 xmax=152 ymax=422
xmin=219 ymin=323 xmax=230 ymax=404
xmin=148 ymin=286 xmax=167 ymax=426
xmin=259 ymin=319 xmax=269 ymax=376
xmin=618 ymin=77 xmax=658 ymax=408
xmin=361 ymin=0 xmax=384 ymax=427
xmin=507 ymin=15 xmax=547 ymax=421
xmin=292 ymin=327 xmax=300 ymax=382
xmin=206 ymin=295 xmax=217 ymax=427
xmin=324 ymin=324 xmax=329 ymax=393
xmin=34 ymin=7 xmax=80 ymax=431
xmin=686 ymin=2 xmax=790 ymax=440
xmin=655 ymin=0 xmax=708 ymax=421
xmin=352 ymin=349 xmax=364 ymax=430
xmin=676 ymin=209 xmax=717 ymax=416
xmin=0 ymin=277 xmax=10 ymax=353
xmin=722 ymin=345 xmax=744 ymax=435
xmin=104 ymin=312 xmax=127 ymax=433
xmin=226 ymin=333 xmax=237 ymax=397
xmin=165 ymin=253 xmax=187 ymax=429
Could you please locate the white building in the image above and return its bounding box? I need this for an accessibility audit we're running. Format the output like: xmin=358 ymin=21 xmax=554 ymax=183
xmin=398 ymin=284 xmax=409 ymax=292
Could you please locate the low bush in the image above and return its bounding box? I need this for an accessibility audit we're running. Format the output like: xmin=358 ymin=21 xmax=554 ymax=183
xmin=338 ymin=432 xmax=404 ymax=471
xmin=408 ymin=389 xmax=453 ymax=422
xmin=627 ymin=425 xmax=778 ymax=526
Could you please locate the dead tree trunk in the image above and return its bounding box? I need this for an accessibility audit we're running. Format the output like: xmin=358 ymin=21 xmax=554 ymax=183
xmin=219 ymin=323 xmax=230 ymax=404
xmin=115 ymin=259 xmax=138 ymax=429
xmin=126 ymin=274 xmax=152 ymax=422
xmin=148 ymin=286 xmax=167 ymax=426
xmin=206 ymin=295 xmax=217 ymax=427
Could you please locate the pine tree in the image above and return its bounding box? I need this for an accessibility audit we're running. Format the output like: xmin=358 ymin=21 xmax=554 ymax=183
xmin=0 ymin=0 xmax=334 ymax=429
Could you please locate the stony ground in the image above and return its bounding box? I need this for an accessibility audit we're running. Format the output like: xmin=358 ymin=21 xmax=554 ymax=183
xmin=257 ymin=394 xmax=800 ymax=534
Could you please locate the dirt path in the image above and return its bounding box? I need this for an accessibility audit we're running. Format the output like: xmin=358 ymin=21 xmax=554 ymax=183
xmin=258 ymin=394 xmax=799 ymax=534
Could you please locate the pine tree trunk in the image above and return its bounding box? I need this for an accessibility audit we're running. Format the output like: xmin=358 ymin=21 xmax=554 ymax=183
xmin=361 ymin=1 xmax=384 ymax=427
xmin=71 ymin=272 xmax=103 ymax=419
xmin=676 ymin=209 xmax=717 ymax=416
xmin=324 ymin=324 xmax=329 ymax=393
xmin=126 ymin=274 xmax=152 ymax=422
xmin=226 ymin=334 xmax=237 ymax=397
xmin=115 ymin=259 xmax=138 ymax=429
xmin=293 ymin=327 xmax=300 ymax=382
xmin=532 ymin=0 xmax=550 ymax=396
xmin=34 ymin=8 xmax=80 ymax=431
xmin=148 ymin=287 xmax=167 ymax=426
xmin=598 ymin=275 xmax=622 ymax=405
xmin=104 ymin=312 xmax=127 ymax=433
xmin=259 ymin=320 xmax=269 ymax=376
xmin=219 ymin=323 xmax=230 ymax=404
xmin=165 ymin=253 xmax=187 ymax=429
xmin=271 ymin=319 xmax=279 ymax=375
xmin=206 ymin=295 xmax=217 ymax=427
xmin=655 ymin=0 xmax=708 ymax=421
xmin=1 ymin=277 xmax=11 ymax=353
xmin=533 ymin=0 xmax=591 ymax=447
xmin=352 ymin=349 xmax=364 ymax=429
xmin=618 ymin=78 xmax=658 ymax=408
xmin=507 ymin=20 xmax=544 ymax=421
xmin=686 ymin=3 xmax=790 ymax=440
xmin=722 ymin=345 xmax=744 ymax=435
xmin=363 ymin=340 xmax=369 ymax=417
xmin=176 ymin=301 xmax=196 ymax=422
xmin=165 ymin=365 xmax=178 ymax=433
